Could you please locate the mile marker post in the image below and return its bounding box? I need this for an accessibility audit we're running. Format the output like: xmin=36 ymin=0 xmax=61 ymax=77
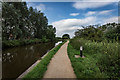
xmin=80 ymin=46 xmax=83 ymax=57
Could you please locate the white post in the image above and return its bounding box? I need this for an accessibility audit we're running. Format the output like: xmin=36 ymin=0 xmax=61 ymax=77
xmin=80 ymin=46 xmax=83 ymax=57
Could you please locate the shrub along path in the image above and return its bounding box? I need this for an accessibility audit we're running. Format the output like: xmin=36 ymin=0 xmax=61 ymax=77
xmin=43 ymin=40 xmax=76 ymax=78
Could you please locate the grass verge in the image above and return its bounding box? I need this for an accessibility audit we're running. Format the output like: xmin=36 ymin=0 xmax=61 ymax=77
xmin=67 ymin=43 xmax=107 ymax=78
xmin=22 ymin=41 xmax=66 ymax=80
xmin=67 ymin=38 xmax=120 ymax=79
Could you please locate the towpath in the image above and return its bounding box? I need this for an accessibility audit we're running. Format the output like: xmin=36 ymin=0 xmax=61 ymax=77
xmin=43 ymin=41 xmax=76 ymax=78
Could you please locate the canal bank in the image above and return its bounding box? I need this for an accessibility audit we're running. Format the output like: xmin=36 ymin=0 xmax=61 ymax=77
xmin=17 ymin=41 xmax=63 ymax=79
xmin=2 ymin=41 xmax=61 ymax=79
xmin=2 ymin=39 xmax=51 ymax=49
xmin=22 ymin=41 xmax=66 ymax=79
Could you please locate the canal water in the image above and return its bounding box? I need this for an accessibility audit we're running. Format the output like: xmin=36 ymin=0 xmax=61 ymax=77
xmin=2 ymin=41 xmax=61 ymax=79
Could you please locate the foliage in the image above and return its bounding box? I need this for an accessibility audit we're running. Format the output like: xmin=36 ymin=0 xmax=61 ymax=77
xmin=46 ymin=25 xmax=56 ymax=41
xmin=41 ymin=36 xmax=48 ymax=43
xmin=67 ymin=43 xmax=107 ymax=78
xmin=22 ymin=41 xmax=66 ymax=79
xmin=104 ymin=23 xmax=120 ymax=41
xmin=2 ymin=2 xmax=56 ymax=41
xmin=69 ymin=38 xmax=120 ymax=78
xmin=55 ymin=37 xmax=62 ymax=42
xmin=62 ymin=34 xmax=70 ymax=39
xmin=74 ymin=23 xmax=120 ymax=42
xmin=2 ymin=39 xmax=42 ymax=49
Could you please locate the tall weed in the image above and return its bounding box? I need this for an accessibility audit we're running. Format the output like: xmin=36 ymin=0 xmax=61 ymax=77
xmin=70 ymin=38 xmax=120 ymax=78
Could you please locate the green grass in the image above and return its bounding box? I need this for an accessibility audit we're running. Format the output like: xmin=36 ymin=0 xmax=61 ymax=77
xmin=22 ymin=41 xmax=66 ymax=80
xmin=67 ymin=43 xmax=107 ymax=78
xmin=68 ymin=38 xmax=120 ymax=79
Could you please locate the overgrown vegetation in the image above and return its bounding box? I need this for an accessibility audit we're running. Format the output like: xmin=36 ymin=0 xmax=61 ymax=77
xmin=2 ymin=2 xmax=56 ymax=45
xmin=22 ymin=41 xmax=66 ymax=79
xmin=75 ymin=23 xmax=120 ymax=42
xmin=69 ymin=23 xmax=120 ymax=78
xmin=2 ymin=38 xmax=51 ymax=49
xmin=68 ymin=38 xmax=120 ymax=79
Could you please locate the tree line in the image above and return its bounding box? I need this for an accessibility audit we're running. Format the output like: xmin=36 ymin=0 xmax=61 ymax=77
xmin=74 ymin=23 xmax=120 ymax=42
xmin=2 ymin=2 xmax=56 ymax=41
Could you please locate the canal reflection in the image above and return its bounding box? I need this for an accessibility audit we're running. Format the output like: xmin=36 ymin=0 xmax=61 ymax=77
xmin=2 ymin=42 xmax=56 ymax=79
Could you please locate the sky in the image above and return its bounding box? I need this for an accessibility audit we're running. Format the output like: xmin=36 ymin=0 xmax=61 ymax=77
xmin=27 ymin=1 xmax=119 ymax=38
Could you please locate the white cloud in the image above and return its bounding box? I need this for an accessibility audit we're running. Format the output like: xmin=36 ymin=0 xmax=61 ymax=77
xmin=73 ymin=2 xmax=110 ymax=9
xmin=104 ymin=16 xmax=118 ymax=23
xmin=70 ymin=13 xmax=79 ymax=16
xmin=27 ymin=3 xmax=46 ymax=11
xmin=85 ymin=11 xmax=96 ymax=16
xmin=73 ymin=0 xmax=118 ymax=9
xmin=51 ymin=17 xmax=96 ymax=38
xmin=99 ymin=10 xmax=113 ymax=15
xmin=51 ymin=14 xmax=118 ymax=38
xmin=36 ymin=4 xmax=46 ymax=11
xmin=85 ymin=10 xmax=113 ymax=16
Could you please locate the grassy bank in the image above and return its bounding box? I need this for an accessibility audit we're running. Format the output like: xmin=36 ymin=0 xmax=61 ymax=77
xmin=68 ymin=38 xmax=120 ymax=79
xmin=22 ymin=41 xmax=66 ymax=80
xmin=2 ymin=38 xmax=51 ymax=49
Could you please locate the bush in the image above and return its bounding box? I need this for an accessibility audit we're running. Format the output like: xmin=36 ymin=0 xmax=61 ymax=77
xmin=2 ymin=39 xmax=43 ymax=49
xmin=69 ymin=38 xmax=120 ymax=78
xmin=67 ymin=43 xmax=107 ymax=78
xmin=41 ymin=36 xmax=48 ymax=43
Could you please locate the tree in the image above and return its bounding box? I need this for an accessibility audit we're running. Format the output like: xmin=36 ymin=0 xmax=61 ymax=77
xmin=103 ymin=23 xmax=119 ymax=41
xmin=74 ymin=23 xmax=119 ymax=42
xmin=62 ymin=34 xmax=70 ymax=39
xmin=46 ymin=25 xmax=56 ymax=41
xmin=2 ymin=2 xmax=56 ymax=41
